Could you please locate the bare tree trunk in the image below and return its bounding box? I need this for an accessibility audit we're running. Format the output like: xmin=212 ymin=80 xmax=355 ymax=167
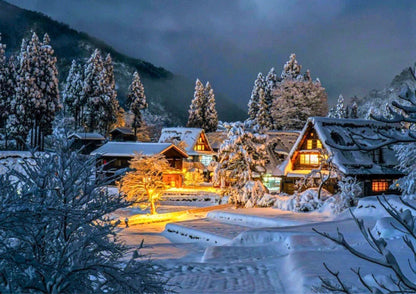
xmin=150 ymin=200 xmax=156 ymax=215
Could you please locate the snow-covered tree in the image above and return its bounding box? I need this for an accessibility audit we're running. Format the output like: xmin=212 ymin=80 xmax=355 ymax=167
xmin=350 ymin=101 xmax=358 ymax=118
xmin=101 ymin=53 xmax=120 ymax=135
xmin=63 ymin=59 xmax=85 ymax=129
xmin=328 ymin=95 xmax=347 ymax=119
xmin=187 ymin=79 xmax=205 ymax=128
xmin=0 ymin=134 xmax=165 ymax=293
xmin=128 ymin=71 xmax=147 ymax=137
xmin=332 ymin=176 xmax=362 ymax=214
xmin=256 ymin=88 xmax=273 ymax=130
xmin=248 ymin=73 xmax=265 ymax=120
xmin=203 ymin=81 xmax=218 ymax=132
xmin=119 ymin=153 xmax=170 ymax=214
xmin=271 ymin=54 xmax=328 ymax=130
xmin=187 ymin=79 xmax=218 ymax=132
xmin=214 ymin=122 xmax=268 ymax=207
xmin=0 ymin=33 xmax=8 ymax=128
xmin=83 ymin=49 xmax=106 ymax=133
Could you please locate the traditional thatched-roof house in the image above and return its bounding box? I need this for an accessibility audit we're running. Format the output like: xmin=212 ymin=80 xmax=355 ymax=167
xmin=280 ymin=117 xmax=404 ymax=195
xmin=158 ymin=128 xmax=216 ymax=168
xmin=91 ymin=142 xmax=188 ymax=187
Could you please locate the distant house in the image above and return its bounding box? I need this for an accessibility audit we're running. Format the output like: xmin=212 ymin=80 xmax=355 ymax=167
xmin=280 ymin=117 xmax=404 ymax=196
xmin=110 ymin=127 xmax=136 ymax=142
xmin=91 ymin=142 xmax=188 ymax=187
xmin=158 ymin=128 xmax=216 ymax=169
xmin=68 ymin=132 xmax=105 ymax=154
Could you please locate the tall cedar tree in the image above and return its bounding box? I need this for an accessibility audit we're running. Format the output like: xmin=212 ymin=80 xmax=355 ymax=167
xmin=8 ymin=33 xmax=60 ymax=150
xmin=128 ymin=71 xmax=148 ymax=137
xmin=248 ymin=73 xmax=265 ymax=120
xmin=204 ymin=81 xmax=218 ymax=132
xmin=63 ymin=60 xmax=85 ymax=129
xmin=102 ymin=54 xmax=120 ymax=135
xmin=271 ymin=54 xmax=328 ymax=130
xmin=187 ymin=79 xmax=218 ymax=132
xmin=119 ymin=153 xmax=170 ymax=214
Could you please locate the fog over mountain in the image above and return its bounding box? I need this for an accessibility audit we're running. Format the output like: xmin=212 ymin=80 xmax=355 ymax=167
xmin=5 ymin=0 xmax=416 ymax=107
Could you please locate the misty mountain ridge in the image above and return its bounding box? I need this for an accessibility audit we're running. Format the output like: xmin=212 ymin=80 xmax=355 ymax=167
xmin=0 ymin=0 xmax=245 ymax=126
xmin=354 ymin=64 xmax=416 ymax=118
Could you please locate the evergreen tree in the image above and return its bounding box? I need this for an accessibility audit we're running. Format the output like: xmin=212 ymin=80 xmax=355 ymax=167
xmin=203 ymin=81 xmax=218 ymax=132
xmin=328 ymin=94 xmax=347 ymax=119
xmin=256 ymin=88 xmax=273 ymax=130
xmin=350 ymin=101 xmax=358 ymax=118
xmin=101 ymin=53 xmax=120 ymax=135
xmin=214 ymin=122 xmax=268 ymax=207
xmin=271 ymin=53 xmax=328 ymax=130
xmin=63 ymin=60 xmax=85 ymax=129
xmin=248 ymin=73 xmax=265 ymax=120
xmin=128 ymin=71 xmax=147 ymax=137
xmin=0 ymin=33 xmax=8 ymax=128
xmin=187 ymin=79 xmax=205 ymax=128
xmin=83 ymin=49 xmax=106 ymax=133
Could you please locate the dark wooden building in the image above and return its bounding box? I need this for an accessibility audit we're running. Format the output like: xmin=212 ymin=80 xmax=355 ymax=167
xmin=69 ymin=133 xmax=105 ymax=154
xmin=91 ymin=142 xmax=188 ymax=187
xmin=110 ymin=127 xmax=136 ymax=142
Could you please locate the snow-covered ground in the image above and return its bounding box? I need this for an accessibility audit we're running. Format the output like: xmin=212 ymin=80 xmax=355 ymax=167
xmin=115 ymin=195 xmax=415 ymax=293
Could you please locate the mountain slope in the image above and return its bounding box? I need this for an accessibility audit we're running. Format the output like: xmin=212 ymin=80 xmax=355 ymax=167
xmin=0 ymin=0 xmax=246 ymax=125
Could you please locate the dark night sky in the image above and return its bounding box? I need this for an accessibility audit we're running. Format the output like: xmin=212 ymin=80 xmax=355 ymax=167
xmin=6 ymin=0 xmax=416 ymax=109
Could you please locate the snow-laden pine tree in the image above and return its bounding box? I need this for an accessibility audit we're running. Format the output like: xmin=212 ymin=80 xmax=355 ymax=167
xmin=100 ymin=53 xmax=120 ymax=135
xmin=187 ymin=79 xmax=206 ymax=128
xmin=350 ymin=101 xmax=358 ymax=118
xmin=83 ymin=49 xmax=107 ymax=133
xmin=271 ymin=53 xmax=328 ymax=130
xmin=328 ymin=94 xmax=347 ymax=118
xmin=128 ymin=71 xmax=147 ymax=137
xmin=203 ymin=81 xmax=218 ymax=132
xmin=0 ymin=33 xmax=8 ymax=128
xmin=248 ymin=72 xmax=265 ymax=121
xmin=63 ymin=60 xmax=85 ymax=129
xmin=256 ymin=88 xmax=273 ymax=130
xmin=214 ymin=122 xmax=268 ymax=207
xmin=37 ymin=33 xmax=61 ymax=148
xmin=0 ymin=134 xmax=166 ymax=293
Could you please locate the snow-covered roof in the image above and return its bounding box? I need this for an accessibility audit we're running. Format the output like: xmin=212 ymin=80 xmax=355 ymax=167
xmin=206 ymin=131 xmax=227 ymax=150
xmin=110 ymin=127 xmax=134 ymax=135
xmin=90 ymin=142 xmax=188 ymax=158
xmin=158 ymin=127 xmax=214 ymax=155
xmin=284 ymin=117 xmax=403 ymax=176
xmin=69 ymin=133 xmax=105 ymax=140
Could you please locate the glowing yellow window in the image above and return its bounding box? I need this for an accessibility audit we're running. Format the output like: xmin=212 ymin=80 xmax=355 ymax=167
xmin=317 ymin=140 xmax=322 ymax=149
xmin=307 ymin=140 xmax=313 ymax=149
xmin=310 ymin=154 xmax=319 ymax=164
xmin=372 ymin=180 xmax=389 ymax=192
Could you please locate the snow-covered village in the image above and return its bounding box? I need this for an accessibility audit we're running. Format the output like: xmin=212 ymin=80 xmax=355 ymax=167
xmin=0 ymin=1 xmax=415 ymax=293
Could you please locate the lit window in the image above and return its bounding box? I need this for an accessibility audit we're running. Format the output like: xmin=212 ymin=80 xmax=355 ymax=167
xmin=317 ymin=140 xmax=322 ymax=149
xmin=300 ymin=153 xmax=319 ymax=165
xmin=200 ymin=155 xmax=212 ymax=166
xmin=195 ymin=144 xmax=205 ymax=151
xmin=307 ymin=140 xmax=313 ymax=149
xmin=372 ymin=179 xmax=389 ymax=192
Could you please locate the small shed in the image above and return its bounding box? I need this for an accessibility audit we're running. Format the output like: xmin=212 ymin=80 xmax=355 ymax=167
xmin=68 ymin=132 xmax=105 ymax=154
xmin=110 ymin=127 xmax=136 ymax=142
xmin=91 ymin=142 xmax=188 ymax=187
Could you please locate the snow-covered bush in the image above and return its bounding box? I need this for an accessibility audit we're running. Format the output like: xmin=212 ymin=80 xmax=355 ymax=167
xmin=241 ymin=180 xmax=268 ymax=208
xmin=394 ymin=142 xmax=416 ymax=198
xmin=0 ymin=134 xmax=166 ymax=293
xmin=256 ymin=193 xmax=277 ymax=207
xmin=331 ymin=176 xmax=362 ymax=214
xmin=295 ymin=189 xmax=326 ymax=212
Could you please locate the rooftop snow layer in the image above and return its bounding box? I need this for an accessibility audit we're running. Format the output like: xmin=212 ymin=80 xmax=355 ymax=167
xmin=90 ymin=142 xmax=183 ymax=157
xmin=159 ymin=127 xmax=214 ymax=155
xmin=69 ymin=132 xmax=105 ymax=140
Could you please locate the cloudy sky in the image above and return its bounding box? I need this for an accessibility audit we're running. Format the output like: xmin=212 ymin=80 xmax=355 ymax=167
xmin=6 ymin=0 xmax=416 ymax=108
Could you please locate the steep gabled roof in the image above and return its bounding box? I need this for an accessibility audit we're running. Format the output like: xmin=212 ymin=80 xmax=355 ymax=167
xmin=90 ymin=142 xmax=188 ymax=158
xmin=69 ymin=133 xmax=105 ymax=140
xmin=283 ymin=117 xmax=403 ymax=176
xmin=158 ymin=127 xmax=214 ymax=155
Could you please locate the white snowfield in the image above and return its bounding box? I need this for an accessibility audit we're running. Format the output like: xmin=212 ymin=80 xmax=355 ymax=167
xmin=119 ymin=195 xmax=416 ymax=293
